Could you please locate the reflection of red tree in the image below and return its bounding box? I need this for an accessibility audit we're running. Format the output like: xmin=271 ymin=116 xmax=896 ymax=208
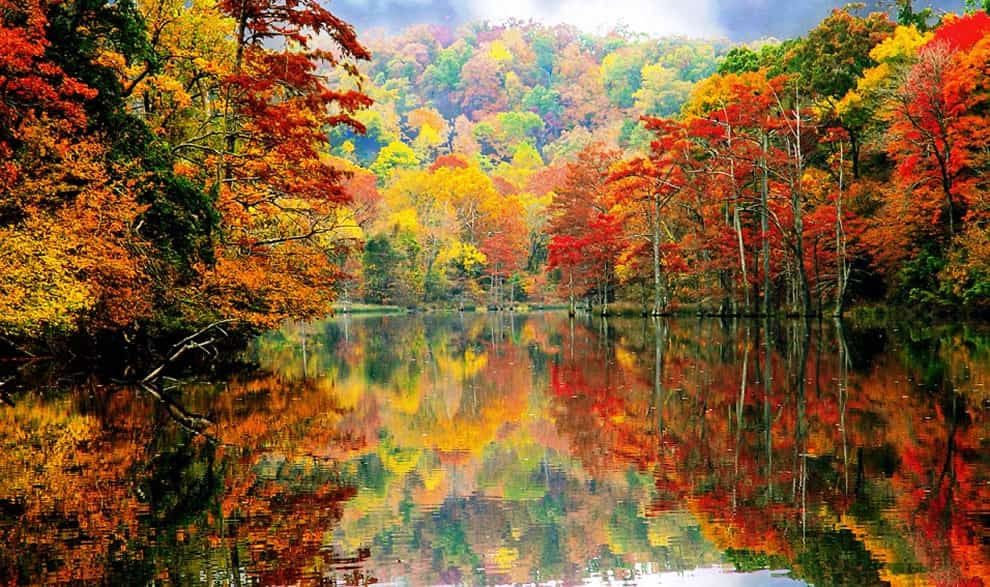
xmin=543 ymin=318 xmax=988 ymax=583
xmin=549 ymin=361 xmax=658 ymax=474
xmin=222 ymin=478 xmax=361 ymax=585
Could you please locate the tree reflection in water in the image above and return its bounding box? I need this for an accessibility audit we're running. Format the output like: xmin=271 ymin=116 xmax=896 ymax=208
xmin=1 ymin=313 xmax=987 ymax=585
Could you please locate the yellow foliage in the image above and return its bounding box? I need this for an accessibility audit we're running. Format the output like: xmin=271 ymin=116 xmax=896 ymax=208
xmin=388 ymin=207 xmax=422 ymax=234
xmin=436 ymin=241 xmax=488 ymax=270
xmin=135 ymin=0 xmax=236 ymax=134
xmin=488 ymin=40 xmax=513 ymax=63
xmin=869 ymin=25 xmax=932 ymax=63
xmin=491 ymin=547 xmax=520 ymax=570
xmin=0 ymin=219 xmax=94 ymax=335
xmin=838 ymin=25 xmax=932 ymax=118
xmin=94 ymin=49 xmax=127 ymax=73
xmin=420 ymin=465 xmax=445 ymax=491
xmin=389 ymin=376 xmax=424 ymax=414
xmin=416 ymin=123 xmax=442 ymax=146
xmin=377 ymin=441 xmax=421 ymax=477
xmin=682 ymin=70 xmax=771 ymax=118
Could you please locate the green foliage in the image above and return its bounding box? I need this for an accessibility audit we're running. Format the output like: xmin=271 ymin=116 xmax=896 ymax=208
xmin=718 ymin=47 xmax=760 ymax=74
xmin=371 ymin=141 xmax=421 ymax=181
xmin=757 ymin=40 xmax=800 ymax=77
xmin=601 ymin=48 xmax=644 ymax=108
xmin=362 ymin=236 xmax=403 ymax=305
xmin=522 ymin=85 xmax=563 ymax=119
xmin=787 ymin=8 xmax=895 ymax=101
xmin=496 ymin=111 xmax=544 ymax=142
xmin=530 ymin=32 xmax=556 ymax=79
xmin=474 ymin=111 xmax=544 ymax=158
xmin=654 ymin=39 xmax=719 ymax=81
xmin=633 ymin=64 xmax=694 ymax=116
xmin=895 ymin=245 xmax=947 ymax=307
xmin=618 ymin=119 xmax=652 ymax=152
xmin=46 ymin=0 xmax=217 ymax=270
xmin=46 ymin=0 xmax=155 ymax=135
xmin=724 ymin=549 xmax=790 ymax=572
xmin=897 ymin=0 xmax=934 ymax=29
xmin=793 ymin=529 xmax=884 ymax=586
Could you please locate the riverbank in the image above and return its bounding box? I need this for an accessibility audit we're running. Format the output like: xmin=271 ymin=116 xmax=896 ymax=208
xmin=3 ymin=300 xmax=987 ymax=368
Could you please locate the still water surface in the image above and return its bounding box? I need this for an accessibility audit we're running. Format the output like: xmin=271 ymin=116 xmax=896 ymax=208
xmin=1 ymin=313 xmax=988 ymax=585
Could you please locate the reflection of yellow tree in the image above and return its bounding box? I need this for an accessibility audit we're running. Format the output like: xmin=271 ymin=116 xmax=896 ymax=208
xmin=0 ymin=390 xmax=150 ymax=584
xmin=229 ymin=317 xmax=990 ymax=584
xmin=1 ymin=371 xmax=373 ymax=585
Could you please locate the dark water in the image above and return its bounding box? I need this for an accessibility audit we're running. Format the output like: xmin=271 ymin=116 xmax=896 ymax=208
xmin=1 ymin=313 xmax=988 ymax=585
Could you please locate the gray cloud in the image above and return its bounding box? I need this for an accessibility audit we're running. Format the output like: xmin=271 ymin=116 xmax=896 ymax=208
xmin=716 ymin=0 xmax=965 ymax=40
xmin=330 ymin=0 xmax=967 ymax=40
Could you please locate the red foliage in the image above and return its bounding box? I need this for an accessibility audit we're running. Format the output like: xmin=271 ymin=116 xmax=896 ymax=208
xmin=0 ymin=0 xmax=96 ymax=186
xmin=926 ymin=11 xmax=990 ymax=52
xmin=429 ymin=153 xmax=470 ymax=171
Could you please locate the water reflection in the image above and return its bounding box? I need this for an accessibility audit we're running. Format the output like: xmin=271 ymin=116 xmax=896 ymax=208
xmin=0 ymin=313 xmax=987 ymax=585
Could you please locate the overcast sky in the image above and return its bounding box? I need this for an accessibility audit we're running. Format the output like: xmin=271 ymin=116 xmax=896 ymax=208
xmin=331 ymin=0 xmax=966 ymax=40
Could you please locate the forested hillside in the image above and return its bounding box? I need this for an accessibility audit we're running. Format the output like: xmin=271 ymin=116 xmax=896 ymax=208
xmin=328 ymin=22 xmax=737 ymax=308
xmin=1 ymin=0 xmax=989 ymax=347
xmin=337 ymin=6 xmax=990 ymax=316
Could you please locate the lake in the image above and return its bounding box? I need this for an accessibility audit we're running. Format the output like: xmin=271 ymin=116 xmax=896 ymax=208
xmin=1 ymin=313 xmax=987 ymax=585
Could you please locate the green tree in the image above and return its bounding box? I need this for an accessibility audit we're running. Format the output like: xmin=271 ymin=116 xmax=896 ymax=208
xmin=363 ymin=236 xmax=403 ymax=304
xmin=788 ymin=7 xmax=895 ymax=101
xmin=600 ymin=47 xmax=646 ymax=108
xmin=371 ymin=141 xmax=421 ymax=182
xmin=964 ymin=0 xmax=990 ymax=13
xmin=46 ymin=0 xmax=217 ymax=270
xmin=718 ymin=47 xmax=759 ymax=74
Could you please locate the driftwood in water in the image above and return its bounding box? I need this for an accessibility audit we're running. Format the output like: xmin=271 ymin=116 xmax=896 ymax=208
xmin=136 ymin=319 xmax=236 ymax=440
xmin=142 ymin=319 xmax=235 ymax=384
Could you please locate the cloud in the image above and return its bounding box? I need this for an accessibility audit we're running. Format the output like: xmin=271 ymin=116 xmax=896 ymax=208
xmin=330 ymin=0 xmax=967 ymax=40
xmin=463 ymin=0 xmax=725 ymax=38
xmin=716 ymin=0 xmax=965 ymax=40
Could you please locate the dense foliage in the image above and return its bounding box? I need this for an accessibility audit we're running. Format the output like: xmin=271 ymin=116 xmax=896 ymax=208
xmin=1 ymin=2 xmax=988 ymax=345
xmin=331 ymin=5 xmax=990 ymax=316
xmin=0 ymin=0 xmax=369 ymax=342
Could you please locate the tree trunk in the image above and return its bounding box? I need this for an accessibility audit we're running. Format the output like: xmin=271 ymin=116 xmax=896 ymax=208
xmin=568 ymin=270 xmax=576 ymax=317
xmin=652 ymin=194 xmax=663 ymax=316
xmin=790 ymin=92 xmax=811 ymax=316
xmin=762 ymin=317 xmax=773 ymax=500
xmin=761 ymin=133 xmax=771 ymax=317
xmin=734 ymin=204 xmax=750 ymax=313
xmin=849 ymin=131 xmax=861 ymax=179
xmin=834 ymin=143 xmax=849 ymax=317
xmin=655 ymin=319 xmax=666 ymax=446
xmin=224 ymin=0 xmax=250 ymax=180
xmin=601 ymin=260 xmax=609 ymax=316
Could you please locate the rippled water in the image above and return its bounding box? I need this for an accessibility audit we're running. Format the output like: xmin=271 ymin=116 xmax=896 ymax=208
xmin=1 ymin=313 xmax=988 ymax=585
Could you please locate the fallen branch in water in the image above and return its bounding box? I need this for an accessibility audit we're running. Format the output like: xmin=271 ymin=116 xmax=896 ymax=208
xmin=142 ymin=319 xmax=236 ymax=384
xmin=0 ymin=334 xmax=36 ymax=359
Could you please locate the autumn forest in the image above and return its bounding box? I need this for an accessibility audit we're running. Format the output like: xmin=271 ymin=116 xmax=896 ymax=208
xmin=2 ymin=0 xmax=990 ymax=349
xmin=2 ymin=1 xmax=990 ymax=584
